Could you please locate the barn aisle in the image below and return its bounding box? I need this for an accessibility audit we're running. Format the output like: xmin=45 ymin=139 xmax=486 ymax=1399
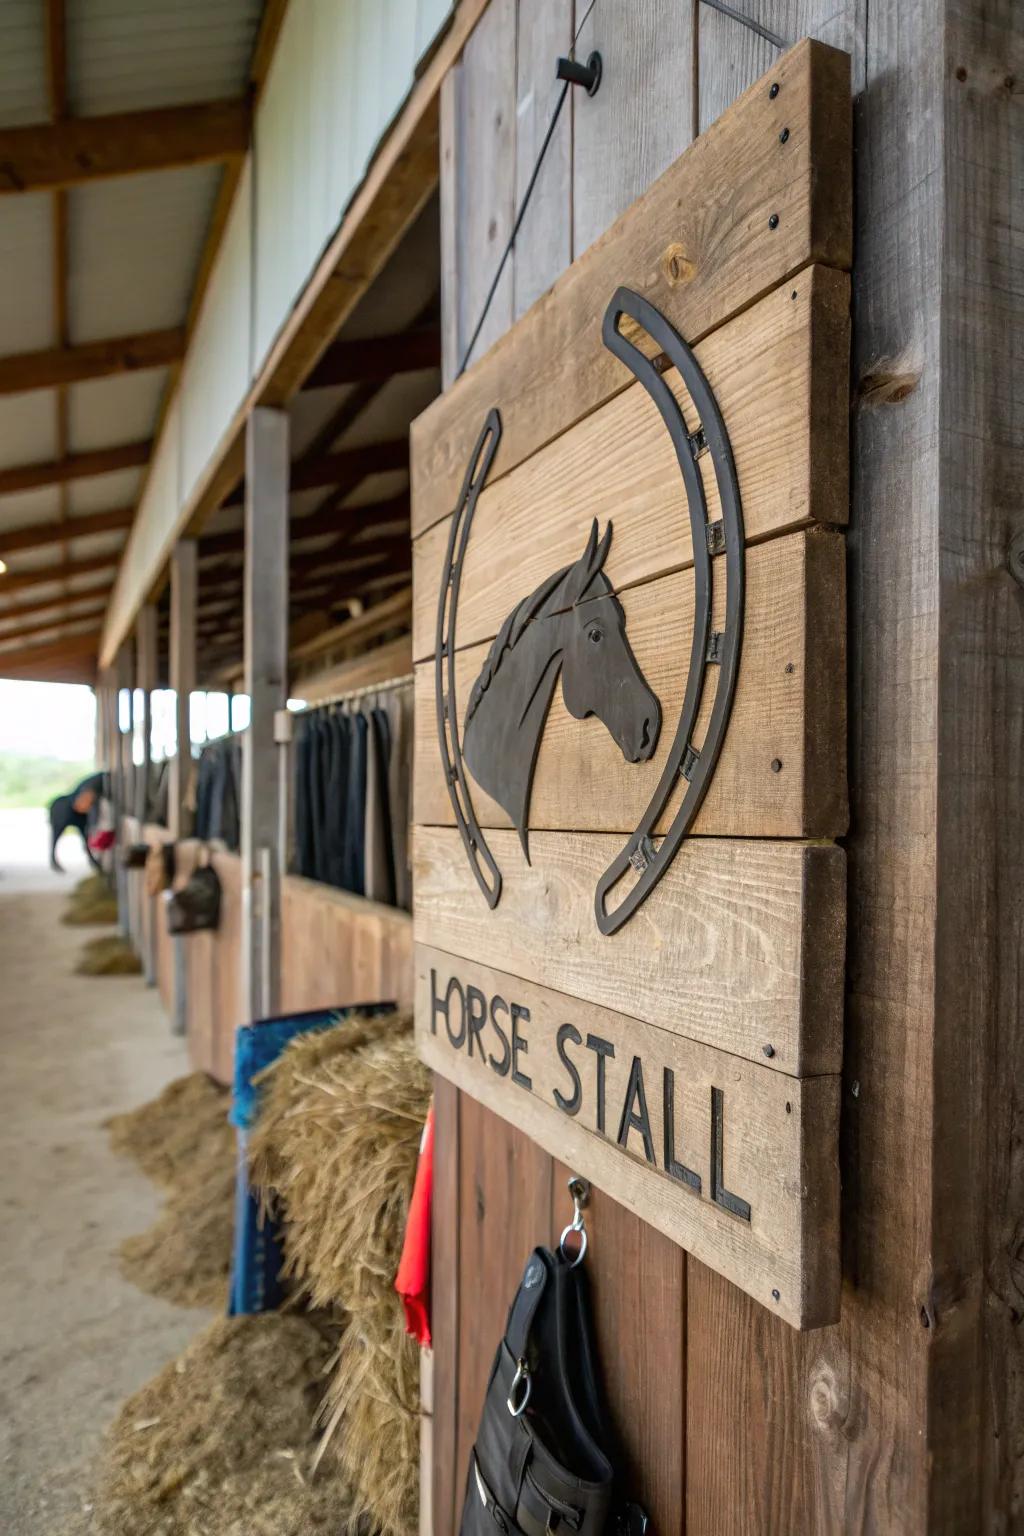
xmin=0 ymin=812 xmax=206 ymax=1535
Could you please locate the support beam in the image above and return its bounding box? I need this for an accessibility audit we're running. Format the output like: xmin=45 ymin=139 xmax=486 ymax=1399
xmin=303 ymin=325 xmax=441 ymax=389
xmin=0 ymin=551 xmax=119 ymax=595
xmin=241 ymin=408 xmax=289 ymax=1021
xmin=0 ymin=328 xmax=185 ymax=395
xmin=0 ymin=505 xmax=134 ymax=557
xmin=168 ymin=542 xmax=196 ymax=840
xmin=0 ymin=99 xmax=250 ymax=193
xmin=135 ymin=604 xmax=157 ymax=823
xmin=0 ymin=440 xmax=150 ymax=496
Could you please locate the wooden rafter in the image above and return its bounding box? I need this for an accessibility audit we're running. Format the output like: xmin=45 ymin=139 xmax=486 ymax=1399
xmin=0 ymin=505 xmax=133 ymax=556
xmin=0 ymin=441 xmax=150 ymax=496
xmin=0 ymin=328 xmax=185 ymax=395
xmin=0 ymin=629 xmax=101 ymax=668
xmin=0 ymin=604 xmax=106 ymax=646
xmin=45 ymin=0 xmax=71 ymax=607
xmin=0 ymin=99 xmax=250 ymax=194
xmin=303 ymin=325 xmax=441 ymax=390
xmin=0 ymin=583 xmax=112 ymax=624
xmin=0 ymin=550 xmax=117 ymax=594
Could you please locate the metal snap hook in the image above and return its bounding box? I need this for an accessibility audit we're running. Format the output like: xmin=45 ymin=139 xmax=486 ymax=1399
xmin=507 ymin=1357 xmax=532 ymax=1417
xmin=559 ymin=1175 xmax=590 ymax=1267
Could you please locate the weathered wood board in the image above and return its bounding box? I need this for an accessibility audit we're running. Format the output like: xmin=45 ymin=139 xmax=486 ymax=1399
xmin=414 ymin=826 xmax=844 ymax=1078
xmin=411 ymin=38 xmax=851 ymax=539
xmin=414 ymin=34 xmax=850 ymax=1331
xmin=416 ymin=946 xmax=840 ymax=1329
xmin=413 ymin=264 xmax=849 ymax=661
xmin=415 ymin=527 xmax=847 ymax=838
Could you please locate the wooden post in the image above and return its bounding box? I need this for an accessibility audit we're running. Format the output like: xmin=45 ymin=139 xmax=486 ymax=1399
xmin=168 ymin=541 xmax=197 ymax=839
xmin=135 ymin=603 xmax=157 ymax=824
xmin=241 ymin=407 xmax=289 ymax=1022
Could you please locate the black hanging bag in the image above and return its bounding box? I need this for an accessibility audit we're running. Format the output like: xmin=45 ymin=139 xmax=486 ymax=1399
xmin=460 ymin=1190 xmax=648 ymax=1536
xmin=166 ymin=850 xmax=221 ymax=935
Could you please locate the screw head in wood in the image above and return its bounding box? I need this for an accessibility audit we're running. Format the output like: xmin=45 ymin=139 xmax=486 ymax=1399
xmin=763 ymin=1043 xmax=776 ymax=1058
xmin=769 ymin=82 xmax=780 ymax=98
xmin=772 ymin=1288 xmax=781 ymax=1301
xmin=779 ymin=127 xmax=790 ymax=144
xmin=768 ymin=213 xmax=780 ymax=230
xmin=771 ymin=758 xmax=783 ymax=773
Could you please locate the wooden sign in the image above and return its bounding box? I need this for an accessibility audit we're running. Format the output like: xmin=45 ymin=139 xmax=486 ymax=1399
xmin=411 ymin=39 xmax=851 ymax=1329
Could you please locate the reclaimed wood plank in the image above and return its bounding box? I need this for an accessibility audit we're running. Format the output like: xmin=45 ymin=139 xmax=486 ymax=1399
xmin=413 ymin=826 xmax=844 ymax=1076
xmin=412 ymin=264 xmax=850 ymax=660
xmin=411 ymin=38 xmax=851 ymax=540
xmin=414 ymin=528 xmax=847 ymax=839
xmin=417 ymin=947 xmax=841 ymax=1328
xmin=572 ymin=0 xmax=697 ymax=259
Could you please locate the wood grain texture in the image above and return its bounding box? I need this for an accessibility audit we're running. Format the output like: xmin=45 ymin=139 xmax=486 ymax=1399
xmin=411 ymin=38 xmax=852 ymax=540
xmin=412 ymin=264 xmax=850 ymax=660
xmin=413 ymin=826 xmax=844 ymax=1075
xmin=277 ymin=876 xmax=413 ymax=1015
xmin=431 ymin=1073 xmax=461 ymax=1535
xmin=414 ymin=528 xmax=848 ymax=838
xmin=454 ymin=1091 xmax=553 ymax=1505
xmin=417 ymin=948 xmax=841 ymax=1327
xmin=571 ymin=0 xmax=697 ymax=258
xmin=512 ymin=0 xmax=573 ymax=318
xmin=447 ymin=0 xmax=517 ymax=373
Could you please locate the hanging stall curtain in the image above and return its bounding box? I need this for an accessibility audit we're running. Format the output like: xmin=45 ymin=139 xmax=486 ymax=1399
xmin=291 ymin=680 xmax=412 ymax=910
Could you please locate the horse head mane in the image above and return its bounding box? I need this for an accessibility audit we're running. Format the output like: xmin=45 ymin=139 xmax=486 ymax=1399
xmin=464 ymin=519 xmax=613 ymax=727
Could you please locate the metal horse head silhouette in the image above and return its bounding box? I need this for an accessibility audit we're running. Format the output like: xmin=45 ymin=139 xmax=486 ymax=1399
xmin=461 ymin=519 xmax=661 ymax=861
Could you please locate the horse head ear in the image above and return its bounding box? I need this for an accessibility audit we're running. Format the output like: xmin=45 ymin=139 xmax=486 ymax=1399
xmin=594 ymin=521 xmax=612 ymax=573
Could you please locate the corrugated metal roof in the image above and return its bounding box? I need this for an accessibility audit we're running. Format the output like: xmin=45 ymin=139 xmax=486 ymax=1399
xmin=0 ymin=2 xmax=49 ymax=129
xmin=0 ymin=195 xmax=55 ymax=355
xmin=67 ymin=0 xmax=263 ymax=115
xmin=0 ymin=394 xmax=59 ymax=474
xmin=68 ymin=370 xmax=168 ymax=453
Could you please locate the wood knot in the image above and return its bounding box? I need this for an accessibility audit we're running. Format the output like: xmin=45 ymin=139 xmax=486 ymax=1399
xmin=661 ymin=243 xmax=696 ymax=287
xmin=808 ymin=1360 xmax=851 ymax=1445
xmin=858 ymin=350 xmax=923 ymax=407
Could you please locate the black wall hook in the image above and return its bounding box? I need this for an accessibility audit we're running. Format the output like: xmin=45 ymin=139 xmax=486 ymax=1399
xmin=557 ymin=51 xmax=602 ymax=96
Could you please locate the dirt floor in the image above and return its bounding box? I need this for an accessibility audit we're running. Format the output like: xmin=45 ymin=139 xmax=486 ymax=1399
xmin=0 ymin=809 xmax=211 ymax=1534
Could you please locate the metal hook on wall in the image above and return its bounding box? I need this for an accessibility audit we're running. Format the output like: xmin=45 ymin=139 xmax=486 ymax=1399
xmin=559 ymin=1175 xmax=591 ymax=1267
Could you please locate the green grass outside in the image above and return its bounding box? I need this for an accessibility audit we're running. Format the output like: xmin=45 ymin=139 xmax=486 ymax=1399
xmin=0 ymin=754 xmax=96 ymax=810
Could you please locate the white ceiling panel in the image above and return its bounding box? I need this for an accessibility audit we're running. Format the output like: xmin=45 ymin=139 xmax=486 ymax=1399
xmin=67 ymin=164 xmax=222 ymax=342
xmin=68 ymin=369 xmax=167 ymax=453
xmin=0 ymin=194 xmax=55 ymax=355
xmin=336 ymin=369 xmax=439 ymax=449
xmin=339 ymin=470 xmax=409 ymax=509
xmin=67 ymin=466 xmax=144 ymax=515
xmin=0 ymin=392 xmax=59 ymax=472
xmin=67 ymin=0 xmax=262 ymax=116
xmin=0 ymin=2 xmax=48 ymax=128
xmin=0 ymin=486 xmax=62 ymax=532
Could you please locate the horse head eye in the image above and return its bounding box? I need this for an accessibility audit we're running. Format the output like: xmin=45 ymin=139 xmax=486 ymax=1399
xmin=587 ymin=625 xmax=603 ymax=644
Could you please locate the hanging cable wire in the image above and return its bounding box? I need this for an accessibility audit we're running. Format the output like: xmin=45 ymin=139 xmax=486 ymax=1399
xmin=456 ymin=0 xmax=601 ymax=379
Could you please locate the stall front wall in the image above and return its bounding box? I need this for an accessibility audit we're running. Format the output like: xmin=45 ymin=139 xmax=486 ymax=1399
xmin=423 ymin=1 xmax=997 ymax=1532
xmin=279 ymin=875 xmax=414 ymax=1017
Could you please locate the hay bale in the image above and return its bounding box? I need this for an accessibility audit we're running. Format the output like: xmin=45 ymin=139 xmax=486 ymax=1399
xmin=90 ymin=1313 xmax=356 ymax=1536
xmin=248 ymin=1013 xmax=431 ymax=1536
xmin=107 ymin=1073 xmax=235 ymax=1309
xmin=75 ymin=933 xmax=143 ymax=975
xmin=62 ymin=872 xmax=119 ymax=926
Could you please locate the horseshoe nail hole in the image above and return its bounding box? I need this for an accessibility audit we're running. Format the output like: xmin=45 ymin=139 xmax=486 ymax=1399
xmin=955 ymin=65 xmax=967 ymax=81
xmin=785 ymin=1101 xmax=792 ymax=1114
xmin=784 ymin=661 xmax=795 ymax=674
xmin=779 ymin=127 xmax=790 ymax=144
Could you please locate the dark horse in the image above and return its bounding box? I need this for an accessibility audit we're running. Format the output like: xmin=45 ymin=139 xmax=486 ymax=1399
xmin=462 ymin=520 xmax=660 ymax=859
